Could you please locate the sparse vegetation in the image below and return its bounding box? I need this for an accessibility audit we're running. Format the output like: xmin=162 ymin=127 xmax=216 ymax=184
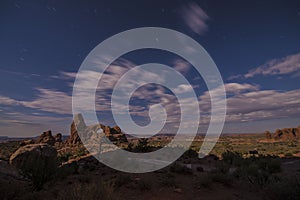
xmin=2 ymin=132 xmax=300 ymax=199
xmin=169 ymin=163 xmax=192 ymax=174
xmin=58 ymin=180 xmax=117 ymax=200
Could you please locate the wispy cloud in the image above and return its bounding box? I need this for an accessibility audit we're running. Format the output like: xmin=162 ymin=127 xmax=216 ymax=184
xmin=181 ymin=2 xmax=209 ymax=35
xmin=172 ymin=59 xmax=191 ymax=74
xmin=22 ymin=88 xmax=72 ymax=115
xmin=0 ymin=89 xmax=72 ymax=115
xmin=199 ymin=82 xmax=300 ymax=123
xmin=230 ymin=52 xmax=300 ymax=79
xmin=0 ymin=96 xmax=21 ymax=106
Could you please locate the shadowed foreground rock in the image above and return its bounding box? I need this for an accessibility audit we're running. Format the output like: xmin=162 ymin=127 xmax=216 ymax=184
xmin=9 ymin=144 xmax=58 ymax=189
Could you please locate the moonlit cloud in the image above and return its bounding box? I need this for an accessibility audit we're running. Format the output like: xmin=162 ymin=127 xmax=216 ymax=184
xmin=181 ymin=2 xmax=209 ymax=35
xmin=0 ymin=89 xmax=72 ymax=115
xmin=22 ymin=88 xmax=72 ymax=115
xmin=0 ymin=96 xmax=21 ymax=106
xmin=172 ymin=59 xmax=191 ymax=74
xmin=199 ymin=83 xmax=300 ymax=123
xmin=231 ymin=52 xmax=300 ymax=79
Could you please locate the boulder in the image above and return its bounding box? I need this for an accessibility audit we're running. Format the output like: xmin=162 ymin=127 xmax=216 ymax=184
xmin=35 ymin=130 xmax=55 ymax=146
xmin=9 ymin=144 xmax=58 ymax=189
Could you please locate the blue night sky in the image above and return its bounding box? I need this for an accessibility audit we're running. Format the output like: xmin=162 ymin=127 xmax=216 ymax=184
xmin=0 ymin=0 xmax=300 ymax=136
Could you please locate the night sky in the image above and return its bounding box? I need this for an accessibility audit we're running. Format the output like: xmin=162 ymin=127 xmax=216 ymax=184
xmin=1 ymin=0 xmax=300 ymax=136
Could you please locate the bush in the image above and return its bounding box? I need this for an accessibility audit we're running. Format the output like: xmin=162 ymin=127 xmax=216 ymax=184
xmin=211 ymin=173 xmax=234 ymax=187
xmin=160 ymin=173 xmax=176 ymax=187
xmin=134 ymin=138 xmax=150 ymax=152
xmin=58 ymin=181 xmax=117 ymax=200
xmin=183 ymin=149 xmax=198 ymax=158
xmin=213 ymin=162 xmax=230 ymax=174
xmin=170 ymin=163 xmax=192 ymax=174
xmin=137 ymin=179 xmax=152 ymax=191
xmin=114 ymin=175 xmax=131 ymax=188
xmin=264 ymin=176 xmax=300 ymax=200
xmin=221 ymin=151 xmax=243 ymax=166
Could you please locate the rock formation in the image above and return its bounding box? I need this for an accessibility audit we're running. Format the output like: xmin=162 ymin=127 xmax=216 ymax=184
xmin=35 ymin=130 xmax=55 ymax=146
xmin=266 ymin=126 xmax=300 ymax=141
xmin=54 ymin=133 xmax=62 ymax=143
xmin=66 ymin=114 xmax=86 ymax=145
xmin=100 ymin=125 xmax=128 ymax=143
xmin=66 ymin=113 xmax=128 ymax=145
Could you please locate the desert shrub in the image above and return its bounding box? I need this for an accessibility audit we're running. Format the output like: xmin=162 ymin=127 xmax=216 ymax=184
xmin=256 ymin=157 xmax=281 ymax=174
xmin=114 ymin=174 xmax=131 ymax=188
xmin=9 ymin=144 xmax=59 ymax=191
xmin=134 ymin=138 xmax=150 ymax=152
xmin=264 ymin=176 xmax=300 ymax=200
xmin=55 ymin=161 xmax=78 ymax=179
xmin=211 ymin=172 xmax=234 ymax=187
xmin=234 ymin=157 xmax=281 ymax=186
xmin=160 ymin=178 xmax=176 ymax=188
xmin=213 ymin=162 xmax=230 ymax=174
xmin=32 ymin=161 xmax=57 ymax=190
xmin=74 ymin=147 xmax=87 ymax=158
xmin=195 ymin=172 xmax=233 ymax=188
xmin=221 ymin=151 xmax=243 ymax=166
xmin=0 ymin=141 xmax=20 ymax=160
xmin=126 ymin=143 xmax=134 ymax=151
xmin=243 ymin=164 xmax=270 ymax=186
xmin=183 ymin=149 xmax=198 ymax=158
xmin=160 ymin=173 xmax=176 ymax=187
xmin=57 ymin=152 xmax=73 ymax=163
xmin=137 ymin=179 xmax=152 ymax=191
xmin=169 ymin=163 xmax=192 ymax=174
xmin=196 ymin=175 xmax=213 ymax=189
xmin=58 ymin=181 xmax=117 ymax=200
xmin=284 ymin=152 xmax=293 ymax=157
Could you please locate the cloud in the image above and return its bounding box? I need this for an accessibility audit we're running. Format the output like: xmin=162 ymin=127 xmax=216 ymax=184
xmin=224 ymin=83 xmax=259 ymax=93
xmin=50 ymin=71 xmax=77 ymax=80
xmin=173 ymin=59 xmax=191 ymax=74
xmin=22 ymin=88 xmax=72 ymax=115
xmin=0 ymin=96 xmax=21 ymax=106
xmin=231 ymin=52 xmax=300 ymax=79
xmin=181 ymin=2 xmax=209 ymax=35
xmin=199 ymin=82 xmax=300 ymax=123
xmin=0 ymin=89 xmax=72 ymax=115
xmin=173 ymin=84 xmax=194 ymax=94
